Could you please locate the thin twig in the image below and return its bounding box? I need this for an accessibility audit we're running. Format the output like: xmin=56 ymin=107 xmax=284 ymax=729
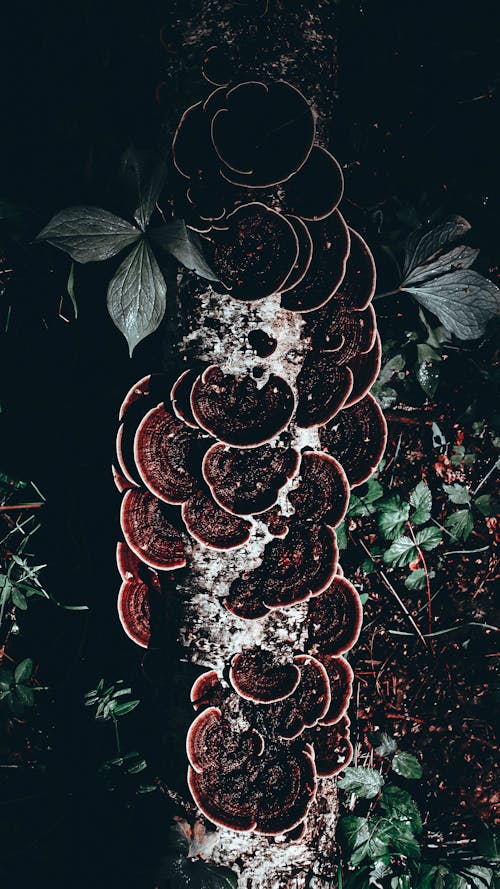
xmin=407 ymin=522 xmax=434 ymax=650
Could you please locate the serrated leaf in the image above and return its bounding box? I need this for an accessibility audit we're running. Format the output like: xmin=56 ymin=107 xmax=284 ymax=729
xmin=15 ymin=658 xmax=33 ymax=683
xmin=36 ymin=206 xmax=140 ymax=262
xmin=475 ymin=494 xmax=499 ymax=517
xmin=349 ymin=479 xmax=384 ymax=517
xmin=443 ymin=483 xmax=471 ymax=506
xmin=403 ymin=245 xmax=479 ymax=287
xmin=445 ymin=509 xmax=474 ymax=542
xmin=415 ymin=525 xmax=442 ymax=551
xmin=380 ymin=785 xmax=422 ymax=834
xmin=370 ymin=860 xmax=393 ymax=887
xmin=403 ymin=216 xmax=471 ymax=277
xmin=339 ymin=816 xmax=371 ymax=866
xmin=338 ymin=766 xmax=384 ymax=799
xmin=383 ymin=535 xmax=417 ymax=568
xmin=107 ymin=239 xmax=166 ymax=356
xmin=410 ymin=481 xmax=432 ymax=525
xmin=378 ymin=495 xmax=410 ymax=540
xmin=150 ymin=220 xmax=219 ymax=281
xmin=122 ymin=147 xmax=166 ymax=232
xmin=392 ymin=752 xmax=423 ymax=779
xmin=403 ymin=270 xmax=500 ymax=341
xmin=404 ymin=568 xmax=435 ymax=591
xmin=374 ymin=732 xmax=398 ymax=758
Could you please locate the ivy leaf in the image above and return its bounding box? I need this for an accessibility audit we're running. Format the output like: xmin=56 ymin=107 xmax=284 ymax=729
xmin=383 ymin=535 xmax=416 ymax=568
xmin=338 ymin=766 xmax=384 ymax=799
xmin=415 ymin=525 xmax=442 ymax=551
xmin=403 ymin=244 xmax=479 ymax=287
xmin=392 ymin=752 xmax=423 ymax=779
xmin=445 ymin=509 xmax=474 ymax=542
xmin=443 ymin=483 xmax=471 ymax=506
xmin=14 ymin=658 xmax=34 ymax=684
xmin=405 ymin=568 xmax=435 ymax=591
xmin=122 ymin=147 xmax=166 ymax=232
xmin=378 ymin=495 xmax=410 ymax=540
xmin=410 ymin=481 xmax=432 ymax=525
xmin=339 ymin=816 xmax=371 ymax=866
xmin=380 ymin=785 xmax=422 ymax=834
xmin=150 ymin=220 xmax=219 ymax=281
xmin=36 ymin=207 xmax=140 ymax=262
xmin=403 ymin=270 xmax=500 ymax=341
xmin=107 ymin=239 xmax=166 ymax=356
xmin=402 ymin=216 xmax=471 ymax=277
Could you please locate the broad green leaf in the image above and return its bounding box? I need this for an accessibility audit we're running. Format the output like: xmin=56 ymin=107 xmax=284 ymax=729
xmin=404 ymin=568 xmax=435 ymax=591
xmin=349 ymin=479 xmax=384 ymax=517
xmin=36 ymin=206 xmax=140 ymax=262
xmin=150 ymin=219 xmax=219 ymax=281
xmin=378 ymin=495 xmax=410 ymax=540
xmin=391 ymin=751 xmax=422 ymax=779
xmin=0 ymin=667 xmax=13 ymax=690
xmin=383 ymin=535 xmax=417 ymax=568
xmin=432 ymin=422 xmax=447 ymax=449
xmin=107 ymin=239 xmax=166 ymax=356
xmin=443 ymin=483 xmax=471 ymax=506
xmin=15 ymin=684 xmax=35 ymax=707
xmin=445 ymin=509 xmax=474 ymax=542
xmin=369 ymin=860 xmax=392 ymax=887
xmin=377 ymin=353 xmax=405 ymax=386
xmin=339 ymin=816 xmax=371 ymax=866
xmin=336 ymin=521 xmax=348 ymax=550
xmin=374 ymin=732 xmax=398 ymax=758
xmin=379 ymin=784 xmax=422 ymax=834
xmin=338 ymin=766 xmax=384 ymax=799
xmin=113 ymin=699 xmax=140 ymax=717
xmin=410 ymin=481 xmax=432 ymax=525
xmin=11 ymin=586 xmax=28 ymax=610
xmin=475 ymin=494 xmax=499 ymax=517
xmin=403 ymin=270 xmax=500 ymax=341
xmin=403 ymin=216 xmax=471 ymax=277
xmin=403 ymin=245 xmax=479 ymax=287
xmin=460 ymin=865 xmax=494 ymax=888
xmin=415 ymin=525 xmax=442 ymax=551
xmin=122 ymin=147 xmax=166 ymax=232
xmin=205 ymin=864 xmax=239 ymax=889
xmin=416 ymin=356 xmax=440 ymax=398
xmin=15 ymin=657 xmax=33 ymax=683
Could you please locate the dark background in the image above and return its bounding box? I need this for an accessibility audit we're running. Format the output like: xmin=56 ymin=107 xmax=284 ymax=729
xmin=0 ymin=2 xmax=498 ymax=887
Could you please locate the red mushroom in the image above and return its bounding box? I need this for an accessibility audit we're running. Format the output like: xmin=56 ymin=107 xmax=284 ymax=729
xmin=191 ymin=365 xmax=295 ymax=447
xmin=134 ymin=403 xmax=200 ymax=504
xmin=229 ymin=649 xmax=301 ymax=703
xmin=202 ymin=442 xmax=299 ymax=515
xmin=306 ymin=716 xmax=353 ymax=777
xmin=112 ymin=464 xmax=135 ymax=493
xmin=306 ymin=302 xmax=377 ymax=361
xmin=255 ymin=749 xmax=317 ymax=835
xmin=120 ymin=489 xmax=186 ymax=571
xmin=288 ymin=452 xmax=350 ymax=528
xmin=319 ymin=393 xmax=387 ymax=487
xmin=190 ymin=670 xmax=226 ymax=711
xmin=343 ymin=332 xmax=382 ymax=408
xmin=170 ymin=368 xmax=201 ymax=429
xmin=280 ymin=216 xmax=314 ymax=293
xmin=282 ymin=146 xmax=344 ymax=221
xmin=335 ymin=228 xmax=376 ymax=311
xmin=181 ymin=489 xmax=252 ymax=550
xmin=296 ymin=353 xmax=353 ymax=428
xmin=307 ymin=576 xmax=363 ymax=656
xmin=271 ymin=655 xmax=331 ymax=739
xmin=202 ymin=45 xmax=233 ymax=87
xmin=117 ymin=577 xmax=152 ymax=648
xmin=281 ymin=211 xmax=350 ymax=312
xmin=316 ymin=655 xmax=354 ymax=725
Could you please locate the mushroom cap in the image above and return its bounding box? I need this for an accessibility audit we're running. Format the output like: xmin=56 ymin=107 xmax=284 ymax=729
xmin=307 ymin=576 xmax=363 ymax=656
xmin=335 ymin=228 xmax=376 ymax=311
xmin=117 ymin=577 xmax=152 ymax=648
xmin=271 ymin=655 xmax=331 ymax=739
xmin=202 ymin=45 xmax=233 ymax=87
xmin=254 ymin=749 xmax=316 ymax=835
xmin=288 ymin=452 xmax=350 ymax=528
xmin=281 ymin=211 xmax=350 ymax=313
xmin=181 ymin=489 xmax=252 ymax=550
xmin=120 ymin=488 xmax=186 ymax=571
xmin=279 ymin=216 xmax=314 ymax=293
xmin=134 ymin=403 xmax=200 ymax=505
xmin=191 ymin=365 xmax=295 ymax=447
xmin=170 ymin=368 xmax=200 ymax=429
xmin=212 ymin=81 xmax=315 ymax=188
xmin=203 ymin=442 xmax=299 ymax=516
xmin=229 ymin=649 xmax=301 ymax=703
xmin=112 ymin=464 xmax=135 ymax=493
xmin=319 ymin=392 xmax=387 ymax=487
xmin=190 ymin=670 xmax=226 ymax=711
xmin=296 ymin=354 xmax=353 ymax=428
xmin=316 ymin=655 xmax=354 ymax=725
xmin=306 ymin=716 xmax=353 ymax=777
xmin=306 ymin=302 xmax=377 ymax=361
xmin=343 ymin=332 xmax=382 ymax=408
xmin=282 ymin=146 xmax=344 ymax=221
xmin=210 ymin=202 xmax=299 ymax=301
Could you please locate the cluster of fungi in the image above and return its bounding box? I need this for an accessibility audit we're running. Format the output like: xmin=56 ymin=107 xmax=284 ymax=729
xmin=113 ymin=76 xmax=387 ymax=838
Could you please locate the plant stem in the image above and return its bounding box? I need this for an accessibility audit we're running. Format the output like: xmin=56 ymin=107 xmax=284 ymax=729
xmin=112 ymin=715 xmax=121 ymax=755
xmin=373 ymin=287 xmax=402 ymax=301
xmin=407 ymin=522 xmax=435 ymax=652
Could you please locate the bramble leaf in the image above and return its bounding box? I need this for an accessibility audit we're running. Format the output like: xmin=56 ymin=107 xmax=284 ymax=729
xmin=392 ymin=752 xmax=423 ymax=779
xmin=445 ymin=509 xmax=474 ymax=542
xmin=409 ymin=481 xmax=432 ymax=525
xmin=338 ymin=766 xmax=384 ymax=799
xmin=443 ymin=483 xmax=471 ymax=506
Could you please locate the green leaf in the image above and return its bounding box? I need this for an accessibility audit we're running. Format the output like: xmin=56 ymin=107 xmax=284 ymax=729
xmin=445 ymin=509 xmax=474 ymax=542
xmin=403 ymin=244 xmax=479 ymax=287
xmin=378 ymin=495 xmax=410 ymax=540
xmin=11 ymin=586 xmax=28 ymax=610
xmin=403 ymin=216 xmax=471 ymax=277
xmin=336 ymin=521 xmax=348 ymax=550
xmin=475 ymin=494 xmax=499 ymax=517
xmin=107 ymin=239 xmax=166 ymax=356
xmin=0 ymin=668 xmax=13 ymax=690
xmin=410 ymin=481 xmax=432 ymax=525
xmin=415 ymin=525 xmax=442 ymax=551
xmin=416 ymin=356 xmax=440 ymax=398
xmin=377 ymin=353 xmax=405 ymax=386
xmin=150 ymin=219 xmax=219 ymax=281
xmin=383 ymin=535 xmax=417 ymax=568
xmin=403 ymin=270 xmax=500 ymax=341
xmin=339 ymin=816 xmax=371 ymax=866
xmin=369 ymin=860 xmax=393 ymax=887
xmin=404 ymin=568 xmax=435 ymax=591
xmin=122 ymin=147 xmax=166 ymax=232
xmin=14 ymin=658 xmax=33 ymax=683
xmin=338 ymin=766 xmax=384 ymax=799
xmin=15 ymin=684 xmax=35 ymax=707
xmin=374 ymin=732 xmax=398 ymax=758
xmin=451 ymin=445 xmax=465 ymax=466
xmin=36 ymin=207 xmax=140 ymax=262
xmin=391 ymin=752 xmax=423 ymax=779
xmin=349 ymin=479 xmax=384 ymax=517
xmin=113 ymin=699 xmax=140 ymax=717
xmin=379 ymin=785 xmax=422 ymax=834
xmin=443 ymin=483 xmax=471 ymax=506
xmin=432 ymin=422 xmax=447 ymax=450
xmin=205 ymin=865 xmax=240 ymax=889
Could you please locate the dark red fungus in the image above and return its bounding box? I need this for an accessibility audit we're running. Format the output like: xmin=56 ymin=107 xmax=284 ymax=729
xmin=288 ymin=452 xmax=349 ymax=527
xmin=296 ymin=354 xmax=353 ymax=428
xmin=282 ymin=146 xmax=344 ymax=221
xmin=182 ymin=489 xmax=252 ymax=550
xmin=306 ymin=717 xmax=353 ymax=777
xmin=307 ymin=576 xmax=363 ymax=656
xmin=203 ymin=442 xmax=298 ymax=515
xmin=120 ymin=489 xmax=186 ymax=571
xmin=191 ymin=671 xmax=226 ymax=711
xmin=319 ymin=392 xmax=387 ymax=487
xmin=281 ymin=211 xmax=350 ymax=312
xmin=229 ymin=649 xmax=301 ymax=703
xmin=335 ymin=228 xmax=376 ymax=311
xmin=134 ymin=403 xmax=200 ymax=504
xmin=316 ymin=655 xmax=354 ymax=725
xmin=271 ymin=655 xmax=331 ymax=739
